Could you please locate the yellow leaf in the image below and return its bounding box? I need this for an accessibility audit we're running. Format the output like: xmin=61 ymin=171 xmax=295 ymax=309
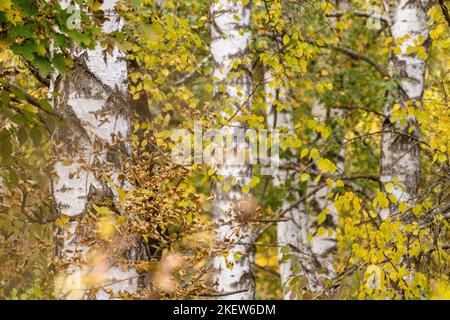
xmin=437 ymin=153 xmax=447 ymax=163
xmin=430 ymin=29 xmax=439 ymax=40
xmin=388 ymin=194 xmax=397 ymax=204
xmin=300 ymin=148 xmax=309 ymax=159
xmin=309 ymin=148 xmax=320 ymax=160
xmin=317 ymin=158 xmax=336 ymax=174
xmin=117 ymin=187 xmax=126 ymax=202
xmin=406 ymin=46 xmax=414 ymax=55
xmin=300 ymin=173 xmax=310 ymax=182
xmin=422 ymin=200 xmax=432 ymax=209
xmin=412 ymin=204 xmax=423 ymax=217
xmin=318 ymin=208 xmax=330 ymax=224
xmin=117 ymin=215 xmax=126 ymax=224
xmin=374 ymin=192 xmax=389 ymax=209
xmin=317 ymin=226 xmax=326 ymax=236
xmin=249 ymin=176 xmax=260 ymax=188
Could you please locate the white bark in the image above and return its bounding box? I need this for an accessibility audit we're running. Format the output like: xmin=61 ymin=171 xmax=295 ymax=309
xmin=278 ymin=101 xmax=341 ymax=296
xmin=290 ymin=0 xmax=348 ymax=293
xmin=380 ymin=0 xmax=430 ymax=219
xmin=309 ymin=102 xmax=342 ymax=289
xmin=53 ymin=0 xmax=137 ymax=299
xmin=265 ymin=69 xmax=303 ymax=299
xmin=268 ymin=90 xmax=340 ymax=297
xmin=210 ymin=0 xmax=254 ymax=300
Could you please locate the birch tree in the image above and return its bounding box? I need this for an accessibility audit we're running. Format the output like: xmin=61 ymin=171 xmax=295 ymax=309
xmin=52 ymin=0 xmax=138 ymax=299
xmin=380 ymin=0 xmax=430 ymax=219
xmin=302 ymin=101 xmax=342 ymax=293
xmin=265 ymin=68 xmax=305 ymax=299
xmin=300 ymin=4 xmax=349 ymax=290
xmin=210 ymin=0 xmax=255 ymax=299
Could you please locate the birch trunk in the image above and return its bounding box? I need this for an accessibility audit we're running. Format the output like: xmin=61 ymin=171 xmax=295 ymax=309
xmin=380 ymin=0 xmax=430 ymax=219
xmin=265 ymin=69 xmax=304 ymax=299
xmin=283 ymin=0 xmax=348 ymax=295
xmin=284 ymin=101 xmax=341 ymax=296
xmin=53 ymin=0 xmax=137 ymax=299
xmin=309 ymin=102 xmax=342 ymax=291
xmin=210 ymin=0 xmax=255 ymax=300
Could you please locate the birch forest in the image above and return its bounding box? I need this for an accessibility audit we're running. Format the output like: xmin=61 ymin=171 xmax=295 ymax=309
xmin=0 ymin=0 xmax=449 ymax=300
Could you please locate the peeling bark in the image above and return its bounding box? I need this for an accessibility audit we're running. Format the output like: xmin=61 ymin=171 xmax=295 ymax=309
xmin=53 ymin=0 xmax=137 ymax=299
xmin=210 ymin=0 xmax=255 ymax=300
xmin=265 ymin=69 xmax=304 ymax=299
xmin=309 ymin=102 xmax=342 ymax=290
xmin=380 ymin=0 xmax=430 ymax=219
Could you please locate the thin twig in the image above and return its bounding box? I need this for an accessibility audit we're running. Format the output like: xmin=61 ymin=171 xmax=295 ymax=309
xmin=326 ymin=10 xmax=390 ymax=25
xmin=2 ymin=82 xmax=63 ymax=120
xmin=196 ymin=288 xmax=250 ymax=297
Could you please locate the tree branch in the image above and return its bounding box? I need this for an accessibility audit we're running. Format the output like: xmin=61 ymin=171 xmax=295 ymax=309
xmin=255 ymin=263 xmax=280 ymax=277
xmin=439 ymin=0 xmax=450 ymax=27
xmin=2 ymin=82 xmax=63 ymax=120
xmin=304 ymin=39 xmax=389 ymax=77
xmin=19 ymin=56 xmax=51 ymax=87
xmin=326 ymin=10 xmax=390 ymax=25
xmin=334 ymin=105 xmax=385 ymax=117
xmin=196 ymin=288 xmax=250 ymax=297
xmin=328 ymin=44 xmax=389 ymax=77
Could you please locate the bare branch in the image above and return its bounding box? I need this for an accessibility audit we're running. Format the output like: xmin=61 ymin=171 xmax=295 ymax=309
xmin=19 ymin=56 xmax=51 ymax=87
xmin=327 ymin=44 xmax=389 ymax=77
xmin=255 ymin=264 xmax=280 ymax=277
xmin=2 ymin=82 xmax=63 ymax=120
xmin=439 ymin=0 xmax=450 ymax=27
xmin=304 ymin=39 xmax=389 ymax=77
xmin=333 ymin=105 xmax=385 ymax=117
xmin=196 ymin=288 xmax=250 ymax=297
xmin=326 ymin=10 xmax=391 ymax=25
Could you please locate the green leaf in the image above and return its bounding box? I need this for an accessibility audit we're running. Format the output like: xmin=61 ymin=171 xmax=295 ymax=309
xmin=52 ymin=53 xmax=68 ymax=74
xmin=39 ymin=99 xmax=53 ymax=112
xmin=17 ymin=127 xmax=28 ymax=145
xmin=1 ymin=91 xmax=10 ymax=108
xmin=33 ymin=56 xmax=53 ymax=78
xmin=30 ymin=125 xmax=42 ymax=146
xmin=0 ymin=130 xmax=12 ymax=160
